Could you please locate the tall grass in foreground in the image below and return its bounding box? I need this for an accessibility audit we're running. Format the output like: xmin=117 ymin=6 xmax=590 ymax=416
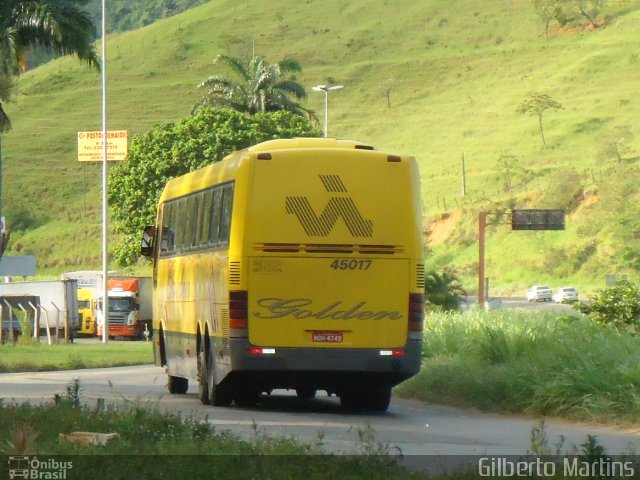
xmin=0 ymin=388 xmax=426 ymax=480
xmin=396 ymin=310 xmax=640 ymax=424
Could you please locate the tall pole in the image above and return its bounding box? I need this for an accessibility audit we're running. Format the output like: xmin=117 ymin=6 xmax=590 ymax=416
xmin=461 ymin=152 xmax=467 ymax=196
xmin=0 ymin=133 xmax=3 ymax=219
xmin=312 ymin=85 xmax=343 ymax=138
xmin=101 ymin=0 xmax=109 ymax=343
xmin=323 ymin=90 xmax=328 ymax=138
xmin=477 ymin=212 xmax=487 ymax=307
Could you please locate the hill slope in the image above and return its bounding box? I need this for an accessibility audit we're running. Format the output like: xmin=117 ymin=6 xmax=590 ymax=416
xmin=2 ymin=0 xmax=639 ymax=292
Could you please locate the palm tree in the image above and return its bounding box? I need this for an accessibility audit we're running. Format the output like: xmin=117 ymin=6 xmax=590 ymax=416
xmin=0 ymin=0 xmax=99 ymax=232
xmin=0 ymin=75 xmax=13 ymax=259
xmin=0 ymin=0 xmax=99 ymax=76
xmin=425 ymin=270 xmax=468 ymax=312
xmin=192 ymin=54 xmax=314 ymax=119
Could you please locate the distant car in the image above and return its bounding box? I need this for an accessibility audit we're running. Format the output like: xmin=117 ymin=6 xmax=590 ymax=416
xmin=527 ymin=285 xmax=552 ymax=302
xmin=552 ymin=287 xmax=579 ymax=304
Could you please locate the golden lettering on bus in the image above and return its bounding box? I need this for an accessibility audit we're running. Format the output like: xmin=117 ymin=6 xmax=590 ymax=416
xmin=253 ymin=298 xmax=402 ymax=321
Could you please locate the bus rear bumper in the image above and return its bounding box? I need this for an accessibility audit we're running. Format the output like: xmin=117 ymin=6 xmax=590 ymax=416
xmin=227 ymin=338 xmax=422 ymax=390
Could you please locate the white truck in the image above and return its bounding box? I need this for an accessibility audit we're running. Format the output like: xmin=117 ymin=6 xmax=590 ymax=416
xmin=0 ymin=279 xmax=79 ymax=341
xmin=100 ymin=277 xmax=153 ymax=340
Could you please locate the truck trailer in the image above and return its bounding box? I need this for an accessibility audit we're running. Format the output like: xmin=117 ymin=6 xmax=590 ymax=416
xmin=0 ymin=279 xmax=79 ymax=340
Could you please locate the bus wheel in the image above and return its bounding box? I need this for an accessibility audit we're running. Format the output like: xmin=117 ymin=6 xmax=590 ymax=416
xmin=212 ymin=382 xmax=233 ymax=407
xmin=198 ymin=346 xmax=213 ymax=405
xmin=168 ymin=375 xmax=188 ymax=394
xmin=296 ymin=387 xmax=317 ymax=401
xmin=363 ymin=387 xmax=392 ymax=412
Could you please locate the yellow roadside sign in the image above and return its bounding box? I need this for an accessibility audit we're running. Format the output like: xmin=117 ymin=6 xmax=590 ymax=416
xmin=77 ymin=130 xmax=128 ymax=162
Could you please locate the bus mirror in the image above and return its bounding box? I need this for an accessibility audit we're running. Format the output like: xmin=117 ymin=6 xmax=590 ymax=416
xmin=141 ymin=225 xmax=155 ymax=257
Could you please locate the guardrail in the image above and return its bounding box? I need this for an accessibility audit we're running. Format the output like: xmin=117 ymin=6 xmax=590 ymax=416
xmin=0 ymin=300 xmax=70 ymax=345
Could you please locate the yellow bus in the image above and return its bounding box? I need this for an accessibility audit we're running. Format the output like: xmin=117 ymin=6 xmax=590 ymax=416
xmin=141 ymin=137 xmax=425 ymax=411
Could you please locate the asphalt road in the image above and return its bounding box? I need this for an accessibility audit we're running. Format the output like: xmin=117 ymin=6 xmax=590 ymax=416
xmin=1 ymin=365 xmax=638 ymax=465
xmin=464 ymin=296 xmax=578 ymax=312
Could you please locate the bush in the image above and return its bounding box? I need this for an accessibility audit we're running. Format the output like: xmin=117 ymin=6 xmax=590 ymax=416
xmin=424 ymin=270 xmax=467 ymax=312
xmin=573 ymin=280 xmax=640 ymax=332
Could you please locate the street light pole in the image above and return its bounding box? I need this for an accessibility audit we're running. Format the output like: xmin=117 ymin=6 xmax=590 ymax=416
xmin=312 ymin=84 xmax=343 ymax=137
xmin=101 ymin=0 xmax=109 ymax=343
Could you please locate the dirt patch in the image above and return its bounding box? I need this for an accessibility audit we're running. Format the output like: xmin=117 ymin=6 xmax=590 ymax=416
xmin=426 ymin=210 xmax=462 ymax=247
xmin=574 ymin=188 xmax=599 ymax=214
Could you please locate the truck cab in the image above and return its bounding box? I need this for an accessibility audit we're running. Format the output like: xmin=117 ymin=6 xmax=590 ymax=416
xmin=77 ymin=288 xmax=97 ymax=335
xmin=97 ymin=277 xmax=152 ymax=339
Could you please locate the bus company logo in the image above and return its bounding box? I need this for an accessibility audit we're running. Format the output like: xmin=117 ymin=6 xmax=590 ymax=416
xmin=285 ymin=175 xmax=373 ymax=237
xmin=8 ymin=456 xmax=73 ymax=479
xmin=253 ymin=298 xmax=402 ymax=321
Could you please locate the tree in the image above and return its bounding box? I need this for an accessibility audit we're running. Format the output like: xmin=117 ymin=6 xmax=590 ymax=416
xmin=496 ymin=153 xmax=520 ymax=192
xmin=108 ymin=108 xmax=321 ymax=266
xmin=574 ymin=0 xmax=605 ymax=28
xmin=0 ymin=76 xmax=11 ymax=133
xmin=0 ymin=0 xmax=99 ymax=76
xmin=531 ymin=0 xmax=558 ymax=39
xmin=0 ymin=76 xmax=12 ymax=259
xmin=599 ymin=125 xmax=634 ymax=163
xmin=425 ymin=270 xmax=467 ymax=312
xmin=516 ymin=92 xmax=563 ymax=146
xmin=0 ymin=0 xmax=99 ymax=226
xmin=192 ymin=54 xmax=313 ymax=118
xmin=573 ymin=281 xmax=640 ymax=332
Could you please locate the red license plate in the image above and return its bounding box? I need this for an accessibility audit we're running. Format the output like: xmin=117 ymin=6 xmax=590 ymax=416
xmin=312 ymin=331 xmax=343 ymax=343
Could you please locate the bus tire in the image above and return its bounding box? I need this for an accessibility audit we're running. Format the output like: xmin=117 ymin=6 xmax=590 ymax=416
xmin=198 ymin=345 xmax=213 ymax=405
xmin=363 ymin=387 xmax=392 ymax=412
xmin=168 ymin=375 xmax=188 ymax=395
xmin=212 ymin=382 xmax=233 ymax=407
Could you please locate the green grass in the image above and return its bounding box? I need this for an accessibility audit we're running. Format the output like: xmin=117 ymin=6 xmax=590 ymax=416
xmin=0 ymin=342 xmax=153 ymax=373
xmin=2 ymin=0 xmax=640 ymax=290
xmin=396 ymin=309 xmax=640 ymax=425
xmin=0 ymin=389 xmax=427 ymax=479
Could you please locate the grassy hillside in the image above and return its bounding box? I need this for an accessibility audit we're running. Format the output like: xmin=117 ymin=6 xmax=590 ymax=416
xmin=2 ymin=0 xmax=640 ymax=293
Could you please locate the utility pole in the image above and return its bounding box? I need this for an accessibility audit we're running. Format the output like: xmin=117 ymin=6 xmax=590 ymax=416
xmin=477 ymin=211 xmax=487 ymax=306
xmin=461 ymin=152 xmax=467 ymax=196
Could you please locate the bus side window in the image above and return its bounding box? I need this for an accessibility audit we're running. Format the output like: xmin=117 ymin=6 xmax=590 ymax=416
xmin=191 ymin=194 xmax=202 ymax=248
xmin=175 ymin=199 xmax=188 ymax=251
xmin=218 ymin=183 xmax=234 ymax=245
xmin=184 ymin=196 xmax=196 ymax=250
xmin=200 ymin=189 xmax=213 ymax=247
xmin=160 ymin=202 xmax=175 ymax=254
xmin=209 ymin=188 xmax=222 ymax=246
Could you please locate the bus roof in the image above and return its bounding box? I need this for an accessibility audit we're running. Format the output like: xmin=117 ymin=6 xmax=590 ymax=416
xmin=246 ymin=137 xmax=375 ymax=152
xmin=159 ymin=138 xmax=387 ymax=202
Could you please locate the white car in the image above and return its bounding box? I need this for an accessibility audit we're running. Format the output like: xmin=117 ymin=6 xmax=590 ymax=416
xmin=527 ymin=285 xmax=552 ymax=302
xmin=552 ymin=287 xmax=579 ymax=304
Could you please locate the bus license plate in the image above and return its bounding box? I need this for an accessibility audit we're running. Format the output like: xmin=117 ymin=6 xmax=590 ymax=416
xmin=312 ymin=331 xmax=343 ymax=343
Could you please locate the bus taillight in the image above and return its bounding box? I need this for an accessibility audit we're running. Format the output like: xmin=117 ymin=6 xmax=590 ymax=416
xmin=408 ymin=293 xmax=425 ymax=332
xmin=379 ymin=349 xmax=406 ymax=357
xmin=230 ymin=290 xmax=248 ymax=329
xmin=248 ymin=347 xmax=276 ymax=355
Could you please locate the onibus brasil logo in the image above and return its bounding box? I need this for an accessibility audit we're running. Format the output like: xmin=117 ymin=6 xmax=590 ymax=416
xmin=285 ymin=174 xmax=373 ymax=237
xmin=8 ymin=456 xmax=73 ymax=479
